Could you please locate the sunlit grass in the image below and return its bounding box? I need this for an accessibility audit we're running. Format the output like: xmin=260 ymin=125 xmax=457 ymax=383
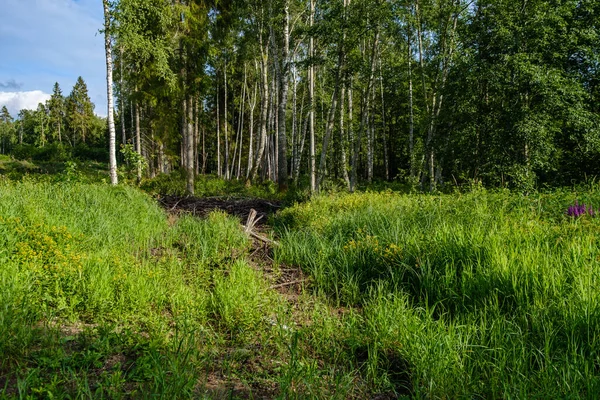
xmin=2 ymin=178 xmax=600 ymax=398
xmin=275 ymin=187 xmax=600 ymax=397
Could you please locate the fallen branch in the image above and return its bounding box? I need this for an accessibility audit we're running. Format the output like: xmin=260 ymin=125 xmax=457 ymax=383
xmin=243 ymin=208 xmax=279 ymax=245
xmin=167 ymin=197 xmax=185 ymax=212
xmin=270 ymin=280 xmax=307 ymax=290
xmin=246 ymin=229 xmax=279 ymax=246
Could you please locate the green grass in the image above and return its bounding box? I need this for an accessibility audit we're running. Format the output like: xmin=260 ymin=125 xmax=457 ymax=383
xmin=2 ymin=177 xmax=600 ymax=398
xmin=142 ymin=170 xmax=312 ymax=205
xmin=274 ymin=187 xmax=600 ymax=397
xmin=0 ymin=180 xmax=283 ymax=398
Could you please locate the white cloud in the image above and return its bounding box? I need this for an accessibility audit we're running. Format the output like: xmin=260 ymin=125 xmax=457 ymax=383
xmin=0 ymin=91 xmax=52 ymax=117
xmin=0 ymin=0 xmax=106 ymax=116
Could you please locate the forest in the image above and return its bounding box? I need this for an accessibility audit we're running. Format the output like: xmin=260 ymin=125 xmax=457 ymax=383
xmin=1 ymin=0 xmax=600 ymax=398
xmin=2 ymin=0 xmax=599 ymax=191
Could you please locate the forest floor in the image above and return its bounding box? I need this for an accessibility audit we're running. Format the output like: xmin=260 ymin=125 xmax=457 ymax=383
xmin=2 ymin=166 xmax=600 ymax=398
xmin=157 ymin=194 xmax=282 ymax=225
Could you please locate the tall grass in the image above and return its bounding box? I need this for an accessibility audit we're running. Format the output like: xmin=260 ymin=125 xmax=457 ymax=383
xmin=0 ymin=180 xmax=282 ymax=397
xmin=275 ymin=188 xmax=600 ymax=397
xmin=4 ymin=177 xmax=600 ymax=398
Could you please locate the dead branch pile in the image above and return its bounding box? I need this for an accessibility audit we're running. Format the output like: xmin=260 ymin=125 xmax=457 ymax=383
xmin=157 ymin=195 xmax=281 ymax=226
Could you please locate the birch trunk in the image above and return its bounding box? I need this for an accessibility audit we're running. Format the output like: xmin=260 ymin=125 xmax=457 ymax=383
xmin=224 ymin=63 xmax=230 ymax=179
xmin=236 ymin=65 xmax=247 ymax=179
xmin=317 ymin=85 xmax=340 ymax=187
xmin=103 ymin=0 xmax=118 ymax=185
xmin=339 ymin=85 xmax=350 ymax=188
xmin=379 ymin=58 xmax=389 ymax=180
xmin=277 ymin=0 xmax=290 ymax=190
xmin=120 ymin=47 xmax=126 ymax=146
xmin=290 ymin=66 xmax=298 ymax=180
xmin=135 ymin=101 xmax=141 ymax=183
xmin=216 ymin=83 xmax=221 ymax=177
xmin=408 ymin=13 xmax=415 ymax=180
xmin=367 ymin=86 xmax=374 ymax=183
xmin=186 ymin=95 xmax=195 ymax=195
xmin=350 ymin=30 xmax=379 ymax=192
xmin=247 ymin=76 xmax=258 ymax=178
xmin=195 ymin=96 xmax=200 ymax=175
xmin=249 ymin=35 xmax=269 ymax=182
xmin=309 ymin=0 xmax=316 ymax=193
xmin=294 ymin=112 xmax=309 ymax=182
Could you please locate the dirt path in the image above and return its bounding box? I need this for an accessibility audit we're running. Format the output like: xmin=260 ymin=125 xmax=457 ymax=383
xmin=156 ymin=194 xmax=315 ymax=398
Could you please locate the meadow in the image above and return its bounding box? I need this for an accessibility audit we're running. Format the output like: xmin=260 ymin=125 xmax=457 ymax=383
xmin=1 ymin=170 xmax=600 ymax=398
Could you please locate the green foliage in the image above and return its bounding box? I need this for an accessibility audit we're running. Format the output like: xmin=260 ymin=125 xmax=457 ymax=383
xmin=12 ymin=143 xmax=71 ymax=162
xmin=212 ymin=260 xmax=269 ymax=333
xmin=275 ymin=188 xmax=600 ymax=396
xmin=4 ymin=177 xmax=600 ymax=397
xmin=119 ymin=143 xmax=147 ymax=181
xmin=142 ymin=171 xmax=282 ymax=200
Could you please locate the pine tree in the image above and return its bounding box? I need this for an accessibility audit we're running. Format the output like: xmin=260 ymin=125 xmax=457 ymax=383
xmin=48 ymin=82 xmax=65 ymax=143
xmin=66 ymin=77 xmax=94 ymax=145
xmin=0 ymin=106 xmax=14 ymax=154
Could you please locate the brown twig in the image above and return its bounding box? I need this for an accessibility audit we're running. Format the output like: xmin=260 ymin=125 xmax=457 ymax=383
xmin=270 ymin=280 xmax=307 ymax=290
xmin=246 ymin=229 xmax=279 ymax=246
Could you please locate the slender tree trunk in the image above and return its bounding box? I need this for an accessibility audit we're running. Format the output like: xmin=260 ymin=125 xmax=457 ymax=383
xmin=224 ymin=62 xmax=230 ymax=179
xmin=195 ymin=96 xmax=200 ymax=175
xmin=120 ymin=46 xmax=126 ymax=146
xmin=186 ymin=95 xmax=194 ymax=195
xmin=317 ymin=14 xmax=347 ymax=188
xmin=181 ymin=98 xmax=187 ymax=169
xmin=202 ymin=123 xmax=206 ymax=174
xmin=272 ymin=69 xmax=279 ymax=182
xmin=130 ymin=101 xmax=133 ymax=146
xmin=103 ymin=0 xmax=118 ymax=185
xmin=317 ymin=84 xmax=340 ymax=187
xmin=237 ymin=65 xmax=247 ymax=179
xmin=347 ymin=80 xmax=355 ymax=189
xmin=149 ymin=119 xmax=156 ymax=178
xmin=367 ymin=85 xmax=374 ymax=183
xmin=216 ymin=83 xmax=221 ymax=177
xmin=424 ymin=4 xmax=459 ymax=191
xmin=277 ymin=0 xmax=290 ymax=191
xmin=339 ymin=85 xmax=350 ymax=188
xmin=379 ymin=58 xmax=389 ymax=180
xmin=247 ymin=76 xmax=258 ymax=178
xmin=290 ymin=66 xmax=298 ymax=180
xmin=309 ymin=0 xmax=316 ymax=193
xmin=350 ymin=30 xmax=379 ymax=192
xmin=408 ymin=14 xmax=415 ymax=180
xmin=294 ymin=111 xmax=309 ymax=183
xmin=250 ymin=34 xmax=269 ymax=183
xmin=135 ymin=101 xmax=141 ymax=182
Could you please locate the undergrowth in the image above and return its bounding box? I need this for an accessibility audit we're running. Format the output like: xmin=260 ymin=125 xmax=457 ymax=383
xmin=2 ymin=178 xmax=600 ymax=398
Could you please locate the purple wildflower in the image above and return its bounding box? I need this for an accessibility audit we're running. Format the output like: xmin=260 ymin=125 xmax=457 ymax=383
xmin=566 ymin=200 xmax=596 ymax=217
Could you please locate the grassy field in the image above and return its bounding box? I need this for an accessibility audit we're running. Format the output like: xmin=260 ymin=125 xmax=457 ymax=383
xmin=1 ymin=173 xmax=599 ymax=398
xmin=275 ymin=188 xmax=600 ymax=398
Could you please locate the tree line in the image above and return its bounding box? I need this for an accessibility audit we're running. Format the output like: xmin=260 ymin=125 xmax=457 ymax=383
xmin=0 ymin=77 xmax=107 ymax=159
xmin=7 ymin=0 xmax=600 ymax=193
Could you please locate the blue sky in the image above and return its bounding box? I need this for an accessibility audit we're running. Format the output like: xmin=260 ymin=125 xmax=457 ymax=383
xmin=0 ymin=0 xmax=107 ymax=117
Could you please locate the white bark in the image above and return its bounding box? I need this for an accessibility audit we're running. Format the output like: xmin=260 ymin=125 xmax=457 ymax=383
xmin=186 ymin=95 xmax=195 ymax=195
xmin=277 ymin=0 xmax=290 ymax=190
xmin=309 ymin=0 xmax=316 ymax=193
xmin=103 ymin=0 xmax=118 ymax=185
